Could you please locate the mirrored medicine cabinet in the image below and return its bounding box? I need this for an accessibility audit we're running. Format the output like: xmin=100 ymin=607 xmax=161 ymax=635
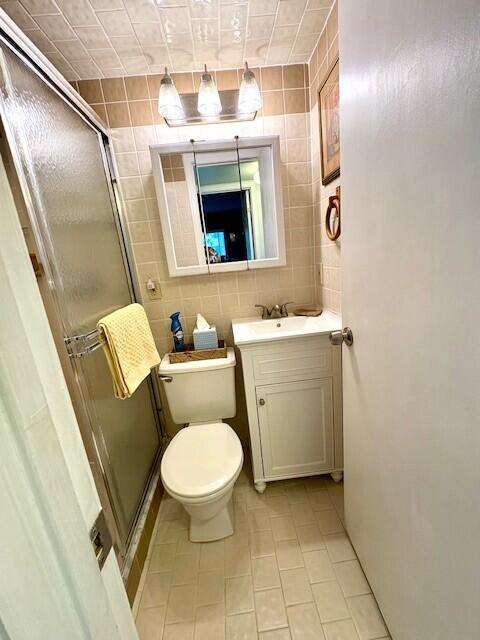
xmin=150 ymin=136 xmax=285 ymax=277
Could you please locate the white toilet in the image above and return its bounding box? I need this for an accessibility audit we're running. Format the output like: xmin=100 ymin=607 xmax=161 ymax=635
xmin=159 ymin=348 xmax=243 ymax=542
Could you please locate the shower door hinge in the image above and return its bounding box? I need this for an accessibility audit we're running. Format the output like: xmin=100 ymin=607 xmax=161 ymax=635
xmin=90 ymin=509 xmax=112 ymax=570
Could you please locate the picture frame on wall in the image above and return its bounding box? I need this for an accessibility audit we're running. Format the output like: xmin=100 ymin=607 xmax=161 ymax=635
xmin=319 ymin=58 xmax=340 ymax=185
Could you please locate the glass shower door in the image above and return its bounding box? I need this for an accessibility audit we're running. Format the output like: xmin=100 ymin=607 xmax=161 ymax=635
xmin=0 ymin=43 xmax=160 ymax=547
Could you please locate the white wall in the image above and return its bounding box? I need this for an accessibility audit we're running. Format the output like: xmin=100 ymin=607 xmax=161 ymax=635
xmin=340 ymin=1 xmax=480 ymax=638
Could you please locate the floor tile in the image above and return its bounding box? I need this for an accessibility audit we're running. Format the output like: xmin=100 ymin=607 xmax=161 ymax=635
xmin=199 ymin=540 xmax=225 ymax=572
xmin=303 ymin=550 xmax=336 ymax=584
xmin=287 ymin=602 xmax=325 ymax=640
xmin=275 ymin=539 xmax=304 ymax=570
xmin=226 ymin=576 xmax=254 ymax=615
xmin=226 ymin=611 xmax=257 ymax=640
xmin=225 ymin=544 xmax=252 ymax=578
xmin=270 ymin=515 xmax=297 ymax=541
xmin=149 ymin=543 xmax=176 ymax=573
xmin=347 ymin=595 xmax=389 ymax=640
xmin=163 ymin=621 xmax=195 ymax=640
xmin=136 ymin=466 xmax=387 ymax=640
xmin=255 ymin=588 xmax=288 ymax=632
xmin=197 ymin=569 xmax=225 ymax=606
xmin=172 ymin=553 xmax=199 ymax=585
xmin=266 ymin=494 xmax=290 ymax=516
xmin=324 ymin=533 xmax=356 ymax=563
xmin=260 ymin=629 xmax=291 ymax=640
xmin=323 ymin=619 xmax=360 ymax=640
xmin=250 ymin=530 xmax=275 ymax=558
xmin=252 ymin=555 xmax=281 ymax=591
xmin=316 ymin=510 xmax=345 ymax=535
xmin=296 ymin=523 xmax=326 ymax=553
xmin=280 ymin=568 xmax=313 ymax=606
xmin=166 ymin=584 xmax=196 ymax=624
xmin=289 ymin=501 xmax=317 ymax=526
xmin=140 ymin=572 xmax=172 ymax=609
xmin=333 ymin=561 xmax=371 ymax=598
xmin=248 ymin=508 xmax=271 ymax=532
xmin=194 ymin=604 xmax=226 ymax=640
xmin=312 ymin=581 xmax=350 ymax=623
xmin=308 ymin=489 xmax=333 ymax=511
xmin=136 ymin=605 xmax=166 ymax=640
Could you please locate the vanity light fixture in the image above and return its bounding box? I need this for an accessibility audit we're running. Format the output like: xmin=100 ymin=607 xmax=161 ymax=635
xmin=158 ymin=67 xmax=185 ymax=121
xmin=197 ymin=64 xmax=222 ymax=117
xmin=238 ymin=62 xmax=262 ymax=114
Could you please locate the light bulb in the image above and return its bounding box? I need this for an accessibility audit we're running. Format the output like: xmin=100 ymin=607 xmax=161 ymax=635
xmin=158 ymin=67 xmax=184 ymax=120
xmin=238 ymin=62 xmax=262 ymax=114
xmin=197 ymin=65 xmax=222 ymax=117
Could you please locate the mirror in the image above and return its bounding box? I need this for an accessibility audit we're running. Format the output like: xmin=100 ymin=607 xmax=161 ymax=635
xmin=150 ymin=136 xmax=286 ymax=277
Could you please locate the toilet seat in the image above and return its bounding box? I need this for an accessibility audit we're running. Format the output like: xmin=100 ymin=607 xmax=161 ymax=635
xmin=161 ymin=422 xmax=243 ymax=500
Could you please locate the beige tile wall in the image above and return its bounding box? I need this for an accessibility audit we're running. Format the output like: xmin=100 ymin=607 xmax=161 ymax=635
xmin=308 ymin=2 xmax=341 ymax=314
xmin=73 ymin=63 xmax=315 ymax=442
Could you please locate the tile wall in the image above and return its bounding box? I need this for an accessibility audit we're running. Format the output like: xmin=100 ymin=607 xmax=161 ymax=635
xmin=73 ymin=63 xmax=315 ymax=442
xmin=308 ymin=2 xmax=341 ymax=314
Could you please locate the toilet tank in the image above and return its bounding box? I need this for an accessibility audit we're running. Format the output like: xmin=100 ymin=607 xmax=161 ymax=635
xmin=158 ymin=348 xmax=236 ymax=424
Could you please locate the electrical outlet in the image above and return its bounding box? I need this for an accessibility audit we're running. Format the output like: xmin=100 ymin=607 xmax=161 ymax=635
xmin=145 ymin=279 xmax=162 ymax=300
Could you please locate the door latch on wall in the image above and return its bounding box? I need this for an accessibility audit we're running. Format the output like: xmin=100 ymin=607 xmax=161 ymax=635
xmin=90 ymin=510 xmax=112 ymax=570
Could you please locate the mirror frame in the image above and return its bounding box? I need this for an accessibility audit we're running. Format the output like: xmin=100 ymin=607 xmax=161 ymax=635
xmin=150 ymin=135 xmax=286 ymax=277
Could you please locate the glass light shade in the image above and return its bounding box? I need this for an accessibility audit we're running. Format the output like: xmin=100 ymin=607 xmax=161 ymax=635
xmin=197 ymin=66 xmax=222 ymax=117
xmin=238 ymin=64 xmax=262 ymax=114
xmin=158 ymin=69 xmax=184 ymax=120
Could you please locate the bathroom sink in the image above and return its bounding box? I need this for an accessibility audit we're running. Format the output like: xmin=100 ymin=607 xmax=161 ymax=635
xmin=232 ymin=311 xmax=342 ymax=345
xmin=248 ymin=316 xmax=309 ymax=335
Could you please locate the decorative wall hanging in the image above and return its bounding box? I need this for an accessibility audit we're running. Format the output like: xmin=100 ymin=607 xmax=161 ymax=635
xmin=319 ymin=57 xmax=340 ymax=185
xmin=325 ymin=186 xmax=341 ymax=240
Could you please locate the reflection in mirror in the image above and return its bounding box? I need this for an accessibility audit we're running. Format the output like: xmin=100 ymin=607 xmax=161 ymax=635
xmin=151 ymin=136 xmax=285 ymax=277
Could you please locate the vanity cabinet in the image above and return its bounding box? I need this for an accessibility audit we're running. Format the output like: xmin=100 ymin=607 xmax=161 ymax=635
xmin=236 ymin=333 xmax=343 ymax=492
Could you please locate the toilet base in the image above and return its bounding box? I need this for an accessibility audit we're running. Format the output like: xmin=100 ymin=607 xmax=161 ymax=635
xmin=189 ymin=498 xmax=234 ymax=542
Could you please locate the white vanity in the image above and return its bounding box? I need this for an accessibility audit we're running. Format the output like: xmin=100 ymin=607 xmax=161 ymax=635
xmin=232 ymin=312 xmax=343 ymax=493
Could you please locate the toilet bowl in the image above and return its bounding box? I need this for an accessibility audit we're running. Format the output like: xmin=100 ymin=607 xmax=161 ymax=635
xmin=161 ymin=421 xmax=243 ymax=542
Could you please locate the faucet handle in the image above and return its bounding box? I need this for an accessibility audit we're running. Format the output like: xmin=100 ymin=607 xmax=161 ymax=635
xmin=279 ymin=302 xmax=293 ymax=317
xmin=255 ymin=304 xmax=269 ymax=319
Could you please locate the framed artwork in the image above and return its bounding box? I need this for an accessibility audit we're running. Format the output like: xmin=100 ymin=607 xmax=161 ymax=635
xmin=319 ymin=58 xmax=340 ymax=185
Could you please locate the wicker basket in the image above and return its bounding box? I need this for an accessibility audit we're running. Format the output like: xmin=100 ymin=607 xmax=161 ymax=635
xmin=168 ymin=340 xmax=228 ymax=364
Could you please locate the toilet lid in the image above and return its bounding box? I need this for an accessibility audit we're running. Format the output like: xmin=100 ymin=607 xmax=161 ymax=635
xmin=161 ymin=423 xmax=243 ymax=499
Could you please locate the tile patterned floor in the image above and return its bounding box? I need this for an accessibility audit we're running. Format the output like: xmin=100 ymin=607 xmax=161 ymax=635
xmin=134 ymin=463 xmax=390 ymax=640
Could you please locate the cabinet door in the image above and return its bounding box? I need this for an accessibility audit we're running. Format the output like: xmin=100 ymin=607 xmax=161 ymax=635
xmin=256 ymin=378 xmax=334 ymax=479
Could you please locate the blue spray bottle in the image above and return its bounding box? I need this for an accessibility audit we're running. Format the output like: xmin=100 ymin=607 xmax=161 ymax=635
xmin=170 ymin=312 xmax=185 ymax=352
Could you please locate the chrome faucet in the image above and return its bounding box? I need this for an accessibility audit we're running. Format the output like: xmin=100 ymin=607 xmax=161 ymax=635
xmin=255 ymin=302 xmax=292 ymax=320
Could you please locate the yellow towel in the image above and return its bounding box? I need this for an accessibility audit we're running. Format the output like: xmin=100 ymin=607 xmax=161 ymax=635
xmin=97 ymin=303 xmax=160 ymax=400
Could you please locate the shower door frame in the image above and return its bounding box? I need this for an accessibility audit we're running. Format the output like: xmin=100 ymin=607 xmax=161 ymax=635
xmin=0 ymin=9 xmax=165 ymax=567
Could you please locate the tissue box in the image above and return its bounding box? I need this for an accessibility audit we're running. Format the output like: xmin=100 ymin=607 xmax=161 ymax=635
xmin=193 ymin=326 xmax=218 ymax=350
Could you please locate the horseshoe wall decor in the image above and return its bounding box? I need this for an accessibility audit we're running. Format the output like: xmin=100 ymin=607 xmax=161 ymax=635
xmin=325 ymin=186 xmax=341 ymax=241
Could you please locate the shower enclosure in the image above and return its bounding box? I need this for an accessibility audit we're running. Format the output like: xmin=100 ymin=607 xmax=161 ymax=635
xmin=0 ymin=16 xmax=163 ymax=565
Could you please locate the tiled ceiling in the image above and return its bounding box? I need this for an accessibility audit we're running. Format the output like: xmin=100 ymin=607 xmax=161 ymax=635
xmin=0 ymin=0 xmax=332 ymax=80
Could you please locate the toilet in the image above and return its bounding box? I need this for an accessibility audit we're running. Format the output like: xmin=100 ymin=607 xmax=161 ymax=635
xmin=159 ymin=348 xmax=243 ymax=542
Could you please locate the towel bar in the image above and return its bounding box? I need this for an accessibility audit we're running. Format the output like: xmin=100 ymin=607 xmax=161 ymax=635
xmin=64 ymin=328 xmax=106 ymax=358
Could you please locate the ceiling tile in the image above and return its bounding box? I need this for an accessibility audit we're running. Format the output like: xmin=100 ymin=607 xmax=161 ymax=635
xmin=132 ymin=22 xmax=165 ymax=46
xmin=220 ymin=4 xmax=247 ymax=30
xmin=34 ymin=14 xmax=75 ymax=40
xmin=55 ymin=0 xmax=98 ymax=27
xmin=2 ymin=1 xmax=39 ymax=30
xmin=19 ymin=0 xmax=58 ymax=16
xmin=54 ymin=39 xmax=90 ymax=61
xmin=160 ymin=7 xmax=191 ymax=36
xmin=97 ymin=10 xmax=134 ymax=37
xmin=247 ymin=14 xmax=274 ymax=40
xmin=276 ymin=0 xmax=308 ymax=26
xmin=8 ymin=0 xmax=332 ymax=79
xmin=74 ymin=26 xmax=110 ymax=49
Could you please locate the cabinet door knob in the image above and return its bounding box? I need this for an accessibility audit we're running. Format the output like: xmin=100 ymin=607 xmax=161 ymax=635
xmin=258 ymin=398 xmax=266 ymax=406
